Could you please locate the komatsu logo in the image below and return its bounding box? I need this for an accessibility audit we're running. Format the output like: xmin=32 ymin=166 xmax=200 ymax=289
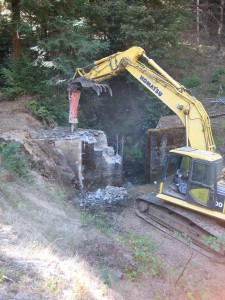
xmin=140 ymin=75 xmax=163 ymax=97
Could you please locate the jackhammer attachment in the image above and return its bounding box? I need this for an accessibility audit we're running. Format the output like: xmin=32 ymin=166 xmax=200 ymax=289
xmin=67 ymin=77 xmax=112 ymax=96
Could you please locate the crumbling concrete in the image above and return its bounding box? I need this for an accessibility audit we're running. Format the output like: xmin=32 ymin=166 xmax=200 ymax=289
xmin=0 ymin=128 xmax=122 ymax=189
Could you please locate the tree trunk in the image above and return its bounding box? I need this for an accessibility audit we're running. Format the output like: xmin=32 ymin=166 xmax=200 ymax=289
xmin=218 ymin=0 xmax=224 ymax=50
xmin=196 ymin=0 xmax=200 ymax=44
xmin=202 ymin=0 xmax=209 ymax=37
xmin=11 ymin=0 xmax=21 ymax=60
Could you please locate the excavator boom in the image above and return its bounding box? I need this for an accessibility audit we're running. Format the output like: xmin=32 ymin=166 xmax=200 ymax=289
xmin=70 ymin=46 xmax=215 ymax=152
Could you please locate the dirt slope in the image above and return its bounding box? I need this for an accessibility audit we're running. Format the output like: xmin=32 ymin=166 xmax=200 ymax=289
xmin=0 ymin=96 xmax=43 ymax=133
xmin=0 ymin=97 xmax=225 ymax=300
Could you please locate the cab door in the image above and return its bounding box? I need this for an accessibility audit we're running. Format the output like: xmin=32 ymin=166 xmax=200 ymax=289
xmin=187 ymin=160 xmax=216 ymax=209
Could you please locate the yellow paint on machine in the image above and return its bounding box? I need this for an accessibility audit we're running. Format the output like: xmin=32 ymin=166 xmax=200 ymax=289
xmin=189 ymin=188 xmax=210 ymax=205
xmin=157 ymin=193 xmax=225 ymax=220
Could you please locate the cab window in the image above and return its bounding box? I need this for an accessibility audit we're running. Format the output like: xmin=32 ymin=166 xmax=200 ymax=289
xmin=191 ymin=161 xmax=213 ymax=186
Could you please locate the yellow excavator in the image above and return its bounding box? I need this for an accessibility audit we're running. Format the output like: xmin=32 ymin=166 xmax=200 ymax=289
xmin=68 ymin=46 xmax=225 ymax=258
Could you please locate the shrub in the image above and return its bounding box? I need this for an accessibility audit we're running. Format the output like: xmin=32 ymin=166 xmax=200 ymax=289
xmin=28 ymin=95 xmax=68 ymax=127
xmin=211 ymin=68 xmax=225 ymax=83
xmin=0 ymin=142 xmax=31 ymax=181
xmin=181 ymin=76 xmax=201 ymax=88
xmin=0 ymin=55 xmax=47 ymax=100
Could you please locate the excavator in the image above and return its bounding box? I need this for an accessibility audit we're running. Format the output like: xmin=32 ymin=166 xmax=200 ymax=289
xmin=67 ymin=46 xmax=225 ymax=259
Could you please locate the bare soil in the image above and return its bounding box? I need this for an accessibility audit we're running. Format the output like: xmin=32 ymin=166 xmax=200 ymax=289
xmin=0 ymin=97 xmax=225 ymax=300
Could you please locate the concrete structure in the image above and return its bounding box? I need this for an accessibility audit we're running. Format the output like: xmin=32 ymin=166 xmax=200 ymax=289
xmin=144 ymin=116 xmax=185 ymax=183
xmin=0 ymin=128 xmax=122 ymax=189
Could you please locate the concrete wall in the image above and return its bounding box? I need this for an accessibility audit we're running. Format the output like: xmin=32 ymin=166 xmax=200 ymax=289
xmin=144 ymin=125 xmax=185 ymax=183
xmin=40 ymin=128 xmax=122 ymax=189
xmin=0 ymin=128 xmax=122 ymax=190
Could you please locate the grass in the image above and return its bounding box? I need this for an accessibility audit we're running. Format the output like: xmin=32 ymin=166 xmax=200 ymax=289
xmin=47 ymin=184 xmax=67 ymax=204
xmin=0 ymin=173 xmax=117 ymax=300
xmin=0 ymin=182 xmax=28 ymax=211
xmin=80 ymin=210 xmax=112 ymax=235
xmin=47 ymin=277 xmax=58 ymax=293
xmin=117 ymin=232 xmax=164 ymax=281
xmin=100 ymin=267 xmax=111 ymax=287
xmin=0 ymin=141 xmax=31 ymax=182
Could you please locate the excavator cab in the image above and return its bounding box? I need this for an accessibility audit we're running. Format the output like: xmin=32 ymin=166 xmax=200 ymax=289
xmin=158 ymin=146 xmax=225 ymax=218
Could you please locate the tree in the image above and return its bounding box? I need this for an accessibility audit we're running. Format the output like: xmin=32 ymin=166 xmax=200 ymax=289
xmin=191 ymin=0 xmax=225 ymax=47
xmin=11 ymin=0 xmax=21 ymax=59
xmin=85 ymin=0 xmax=189 ymax=57
xmin=0 ymin=0 xmax=109 ymax=92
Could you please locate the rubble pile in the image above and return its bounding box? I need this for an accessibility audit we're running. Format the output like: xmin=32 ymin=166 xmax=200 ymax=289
xmin=77 ymin=186 xmax=128 ymax=209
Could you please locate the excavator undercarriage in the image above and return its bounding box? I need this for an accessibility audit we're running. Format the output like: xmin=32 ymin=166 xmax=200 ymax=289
xmin=136 ymin=194 xmax=225 ymax=263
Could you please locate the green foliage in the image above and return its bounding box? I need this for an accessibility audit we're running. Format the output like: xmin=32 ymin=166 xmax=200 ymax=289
xmin=174 ymin=58 xmax=189 ymax=70
xmin=118 ymin=232 xmax=164 ymax=281
xmin=47 ymin=278 xmax=58 ymax=293
xmin=80 ymin=210 xmax=95 ymax=226
xmin=80 ymin=210 xmax=112 ymax=235
xmin=0 ymin=0 xmax=109 ymax=127
xmin=142 ymin=94 xmax=173 ymax=130
xmin=181 ymin=76 xmax=201 ymax=88
xmin=202 ymin=235 xmax=225 ymax=252
xmin=47 ymin=184 xmax=67 ymax=204
xmin=33 ymin=18 xmax=109 ymax=78
xmin=124 ymin=146 xmax=143 ymax=162
xmin=28 ymin=95 xmax=68 ymax=127
xmin=206 ymin=68 xmax=225 ymax=96
xmin=1 ymin=55 xmax=47 ymax=99
xmin=122 ymin=2 xmax=188 ymax=58
xmin=94 ymin=211 xmax=111 ymax=235
xmin=0 ymin=141 xmax=31 ymax=181
xmin=87 ymin=0 xmax=189 ymax=57
xmin=211 ymin=69 xmax=225 ymax=83
xmin=0 ymin=8 xmax=11 ymax=69
xmin=100 ymin=267 xmax=111 ymax=287
xmin=174 ymin=231 xmax=225 ymax=254
xmin=1 ymin=66 xmax=25 ymax=99
xmin=85 ymin=0 xmax=127 ymax=52
xmin=174 ymin=231 xmax=192 ymax=246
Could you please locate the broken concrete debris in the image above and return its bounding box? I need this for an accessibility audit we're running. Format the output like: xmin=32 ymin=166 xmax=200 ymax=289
xmin=75 ymin=186 xmax=128 ymax=209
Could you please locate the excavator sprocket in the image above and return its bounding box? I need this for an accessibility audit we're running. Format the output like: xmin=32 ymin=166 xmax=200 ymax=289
xmin=135 ymin=194 xmax=225 ymax=263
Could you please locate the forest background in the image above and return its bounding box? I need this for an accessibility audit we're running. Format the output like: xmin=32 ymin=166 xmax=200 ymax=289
xmin=0 ymin=0 xmax=225 ymax=180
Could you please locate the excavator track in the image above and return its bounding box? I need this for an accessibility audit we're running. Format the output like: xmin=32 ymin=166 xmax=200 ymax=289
xmin=135 ymin=194 xmax=225 ymax=263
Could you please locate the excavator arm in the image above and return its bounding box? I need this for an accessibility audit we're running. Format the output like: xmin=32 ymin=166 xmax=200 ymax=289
xmin=69 ymin=46 xmax=215 ymax=152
